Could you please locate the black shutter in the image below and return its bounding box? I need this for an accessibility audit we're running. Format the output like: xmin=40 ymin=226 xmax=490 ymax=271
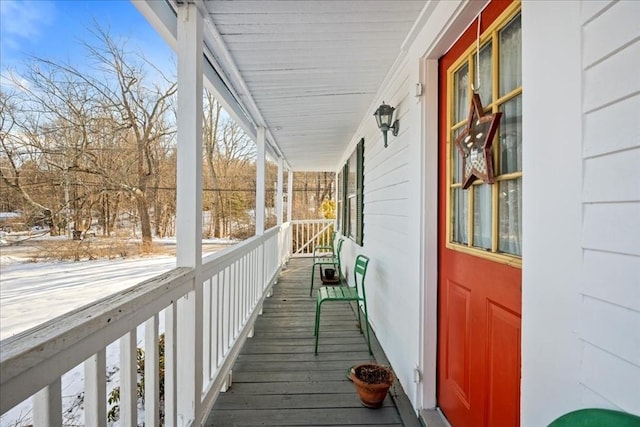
xmin=336 ymin=170 xmax=342 ymax=234
xmin=341 ymin=162 xmax=349 ymax=236
xmin=356 ymin=138 xmax=364 ymax=246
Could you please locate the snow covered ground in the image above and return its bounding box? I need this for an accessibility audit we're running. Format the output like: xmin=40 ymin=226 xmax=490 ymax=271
xmin=0 ymin=238 xmax=234 ymax=426
xmin=0 ymin=255 xmax=177 ymax=340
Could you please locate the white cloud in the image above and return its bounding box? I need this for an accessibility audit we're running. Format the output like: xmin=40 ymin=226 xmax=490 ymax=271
xmin=0 ymin=0 xmax=56 ymax=50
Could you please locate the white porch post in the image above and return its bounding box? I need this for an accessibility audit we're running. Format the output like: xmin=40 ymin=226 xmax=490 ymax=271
xmin=287 ymin=170 xmax=293 ymax=222
xmin=256 ymin=127 xmax=266 ymax=235
xmin=276 ymin=158 xmax=284 ymax=225
xmin=176 ymin=2 xmax=203 ymax=426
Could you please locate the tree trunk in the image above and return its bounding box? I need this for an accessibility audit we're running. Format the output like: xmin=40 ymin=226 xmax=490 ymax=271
xmin=136 ymin=193 xmax=153 ymax=251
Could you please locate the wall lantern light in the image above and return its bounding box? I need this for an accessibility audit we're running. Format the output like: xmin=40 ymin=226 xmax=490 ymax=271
xmin=373 ymin=102 xmax=399 ymax=148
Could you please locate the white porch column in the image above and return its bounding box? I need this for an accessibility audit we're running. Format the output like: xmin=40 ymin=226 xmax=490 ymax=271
xmin=287 ymin=170 xmax=293 ymax=222
xmin=255 ymin=127 xmax=266 ymax=235
xmin=276 ymin=158 xmax=284 ymax=225
xmin=176 ymin=2 xmax=203 ymax=426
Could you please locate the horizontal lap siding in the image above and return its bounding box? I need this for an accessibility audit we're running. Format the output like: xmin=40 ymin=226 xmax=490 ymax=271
xmin=350 ymin=68 xmax=421 ymax=404
xmin=580 ymin=0 xmax=640 ymax=412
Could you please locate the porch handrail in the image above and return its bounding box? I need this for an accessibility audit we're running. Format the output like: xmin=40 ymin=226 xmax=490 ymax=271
xmin=0 ymin=223 xmax=291 ymax=426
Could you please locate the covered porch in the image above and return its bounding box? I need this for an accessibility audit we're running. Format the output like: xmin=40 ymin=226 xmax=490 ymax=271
xmin=206 ymin=257 xmax=418 ymax=426
xmin=2 ymin=0 xmax=637 ymax=425
xmin=0 ymin=230 xmax=425 ymax=426
xmin=1 ymin=0 xmax=433 ymax=424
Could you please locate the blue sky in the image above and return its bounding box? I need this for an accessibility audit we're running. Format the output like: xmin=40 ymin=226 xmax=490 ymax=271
xmin=0 ymin=0 xmax=175 ymax=81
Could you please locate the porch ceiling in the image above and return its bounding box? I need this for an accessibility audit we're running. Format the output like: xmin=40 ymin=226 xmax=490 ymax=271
xmin=201 ymin=0 xmax=428 ymax=171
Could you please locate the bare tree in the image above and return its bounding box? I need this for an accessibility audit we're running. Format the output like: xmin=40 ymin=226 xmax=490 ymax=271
xmin=1 ymin=26 xmax=176 ymax=250
xmin=0 ymin=91 xmax=61 ymax=233
xmin=203 ymin=91 xmax=223 ymax=237
xmin=82 ymin=26 xmax=176 ymax=250
xmin=202 ymin=90 xmax=256 ymax=238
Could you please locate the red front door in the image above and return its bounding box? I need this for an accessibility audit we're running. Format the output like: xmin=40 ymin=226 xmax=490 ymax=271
xmin=437 ymin=2 xmax=522 ymax=426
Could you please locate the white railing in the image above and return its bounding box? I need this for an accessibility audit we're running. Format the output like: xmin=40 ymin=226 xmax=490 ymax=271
xmin=290 ymin=219 xmax=335 ymax=256
xmin=0 ymin=224 xmax=290 ymax=427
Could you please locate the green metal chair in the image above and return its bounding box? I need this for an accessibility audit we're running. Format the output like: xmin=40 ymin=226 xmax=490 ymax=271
xmin=309 ymin=238 xmax=344 ymax=296
xmin=548 ymin=408 xmax=640 ymax=427
xmin=314 ymin=230 xmax=337 ymax=257
xmin=314 ymin=254 xmax=371 ymax=355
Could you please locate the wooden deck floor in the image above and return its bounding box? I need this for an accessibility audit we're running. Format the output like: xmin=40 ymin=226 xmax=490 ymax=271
xmin=205 ymin=257 xmax=406 ymax=426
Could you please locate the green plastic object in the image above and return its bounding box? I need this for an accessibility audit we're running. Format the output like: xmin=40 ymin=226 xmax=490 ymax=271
xmin=314 ymin=254 xmax=371 ymax=355
xmin=548 ymin=408 xmax=640 ymax=427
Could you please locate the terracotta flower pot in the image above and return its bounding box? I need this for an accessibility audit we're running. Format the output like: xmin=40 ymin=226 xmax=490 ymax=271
xmin=350 ymin=363 xmax=394 ymax=408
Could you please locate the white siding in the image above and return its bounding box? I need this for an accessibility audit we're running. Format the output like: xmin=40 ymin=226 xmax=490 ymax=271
xmin=337 ymin=0 xmax=640 ymax=422
xmin=345 ymin=68 xmax=423 ymax=405
xmin=522 ymin=1 xmax=640 ymax=425
xmin=521 ymin=2 xmax=584 ymax=425
xmin=580 ymin=0 xmax=640 ymax=414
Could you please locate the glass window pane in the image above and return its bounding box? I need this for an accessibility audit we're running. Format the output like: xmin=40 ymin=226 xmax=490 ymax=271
xmin=498 ymin=178 xmax=522 ymax=256
xmin=452 ymin=188 xmax=468 ymax=244
xmin=499 ymin=13 xmax=522 ymax=97
xmin=454 ymin=64 xmax=469 ymax=123
xmin=473 ymin=184 xmax=492 ymax=250
xmin=349 ymin=196 xmax=356 ymax=238
xmin=474 ymin=41 xmax=493 ymax=104
xmin=348 ymin=152 xmax=356 ymax=196
xmin=452 ymin=127 xmax=464 ymax=183
xmin=499 ymin=94 xmax=522 ymax=174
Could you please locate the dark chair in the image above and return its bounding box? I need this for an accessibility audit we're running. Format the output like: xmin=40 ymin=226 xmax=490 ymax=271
xmin=314 ymin=254 xmax=371 ymax=355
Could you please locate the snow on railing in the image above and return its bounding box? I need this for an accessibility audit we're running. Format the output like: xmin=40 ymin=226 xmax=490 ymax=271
xmin=0 ymin=224 xmax=290 ymax=427
xmin=290 ymin=219 xmax=335 ymax=256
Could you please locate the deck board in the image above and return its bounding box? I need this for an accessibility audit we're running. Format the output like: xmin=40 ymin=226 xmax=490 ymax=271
xmin=205 ymin=257 xmax=404 ymax=426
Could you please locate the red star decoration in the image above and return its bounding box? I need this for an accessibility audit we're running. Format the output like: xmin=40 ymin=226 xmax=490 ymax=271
xmin=455 ymin=93 xmax=502 ymax=189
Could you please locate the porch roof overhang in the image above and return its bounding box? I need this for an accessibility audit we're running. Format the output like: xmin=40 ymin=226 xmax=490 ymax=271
xmin=133 ymin=0 xmax=429 ymax=171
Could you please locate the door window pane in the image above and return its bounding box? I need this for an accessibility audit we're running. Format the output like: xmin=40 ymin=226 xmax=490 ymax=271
xmin=499 ymin=13 xmax=522 ymax=97
xmin=475 ymin=41 xmax=493 ymax=105
xmin=473 ymin=184 xmax=492 ymax=250
xmin=498 ymin=178 xmax=522 ymax=255
xmin=454 ymin=64 xmax=469 ymax=123
xmin=453 ymin=127 xmax=464 ymax=183
xmin=447 ymin=7 xmax=522 ymax=261
xmin=453 ymin=188 xmax=468 ymax=244
xmin=499 ymin=94 xmax=522 ymax=174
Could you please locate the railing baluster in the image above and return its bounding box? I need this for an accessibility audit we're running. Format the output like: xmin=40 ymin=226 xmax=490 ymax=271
xmin=33 ymin=378 xmax=62 ymax=427
xmin=232 ymin=261 xmax=238 ymax=339
xmin=119 ymin=330 xmax=137 ymax=427
xmin=84 ymin=349 xmax=107 ymax=427
xmin=165 ymin=303 xmax=177 ymax=427
xmin=211 ymin=274 xmax=219 ymax=370
xmin=203 ymin=278 xmax=212 ymax=383
xmin=144 ymin=315 xmax=159 ymax=427
xmin=222 ymin=267 xmax=229 ymax=355
xmin=216 ymin=270 xmax=224 ymax=372
xmin=252 ymin=249 xmax=257 ymax=305
xmin=240 ymin=256 xmax=245 ymax=324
